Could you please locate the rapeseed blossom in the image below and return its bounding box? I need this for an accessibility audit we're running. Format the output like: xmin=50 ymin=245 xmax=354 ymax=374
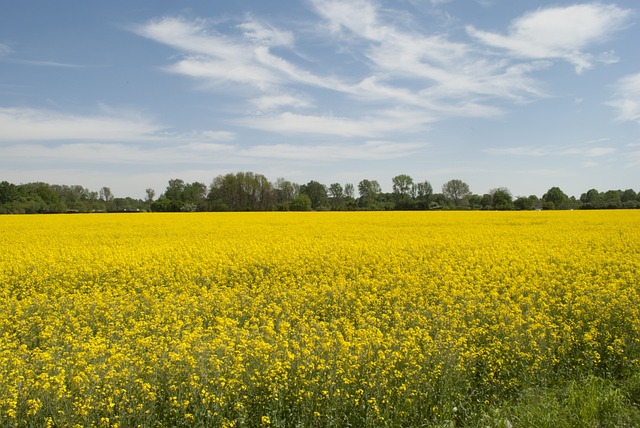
xmin=0 ymin=211 xmax=639 ymax=426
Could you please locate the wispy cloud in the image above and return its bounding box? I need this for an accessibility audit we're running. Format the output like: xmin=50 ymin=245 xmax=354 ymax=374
xmin=310 ymin=0 xmax=545 ymax=103
xmin=0 ymin=43 xmax=12 ymax=57
xmin=1 ymin=138 xmax=422 ymax=166
xmin=134 ymin=16 xmax=303 ymax=91
xmin=238 ymin=109 xmax=435 ymax=137
xmin=251 ymin=94 xmax=313 ymax=111
xmin=606 ymin=73 xmax=640 ymax=123
xmin=6 ymin=58 xmax=87 ymax=68
xmin=627 ymin=147 xmax=640 ymax=167
xmin=0 ymin=107 xmax=165 ymax=142
xmin=126 ymin=1 xmax=637 ymax=150
xmin=242 ymin=140 xmax=424 ymax=160
xmin=0 ymin=104 xmax=243 ymax=151
xmin=485 ymin=143 xmax=616 ymax=158
xmin=238 ymin=15 xmax=295 ymax=47
xmin=0 ymin=43 xmax=87 ymax=68
xmin=467 ymin=3 xmax=632 ymax=73
xmin=1 ymin=140 xmax=244 ymax=166
xmin=135 ymin=0 xmax=589 ymax=137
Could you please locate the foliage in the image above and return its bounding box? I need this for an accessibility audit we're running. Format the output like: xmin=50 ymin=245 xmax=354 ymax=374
xmin=289 ymin=194 xmax=312 ymax=211
xmin=442 ymin=179 xmax=472 ymax=208
xmin=300 ymin=181 xmax=328 ymax=210
xmin=1 ymin=175 xmax=639 ymax=214
xmin=1 ymin=211 xmax=640 ymax=427
xmin=208 ymin=172 xmax=275 ymax=212
xmin=0 ymin=181 xmax=148 ymax=214
xmin=490 ymin=187 xmax=514 ymax=210
xmin=542 ymin=186 xmax=570 ymax=210
xmin=357 ymin=179 xmax=382 ymax=209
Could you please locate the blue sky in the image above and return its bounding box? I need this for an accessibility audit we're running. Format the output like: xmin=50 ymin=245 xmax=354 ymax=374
xmin=1 ymin=0 xmax=639 ymax=199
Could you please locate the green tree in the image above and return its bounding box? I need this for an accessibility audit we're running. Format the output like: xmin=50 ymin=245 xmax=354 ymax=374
xmin=164 ymin=179 xmax=185 ymax=203
xmin=151 ymin=179 xmax=187 ymax=211
xmin=621 ymin=189 xmax=638 ymax=208
xmin=328 ymin=183 xmax=346 ymax=210
xmin=344 ymin=183 xmax=355 ymax=199
xmin=209 ymin=173 xmax=242 ymax=210
xmin=413 ymin=181 xmax=433 ymax=203
xmin=99 ymin=186 xmax=115 ymax=211
xmin=182 ymin=182 xmax=207 ymax=211
xmin=392 ymin=174 xmax=413 ymax=198
xmin=542 ymin=186 xmax=569 ymax=210
xmin=0 ymin=181 xmax=19 ymax=205
xmin=358 ymin=179 xmax=382 ymax=208
xmin=300 ymin=180 xmax=328 ymax=210
xmin=151 ymin=195 xmax=182 ymax=212
xmin=209 ymin=172 xmax=275 ymax=211
xmin=145 ymin=188 xmax=156 ymax=203
xmin=328 ymin=183 xmax=344 ymax=199
xmin=442 ymin=179 xmax=471 ymax=208
xmin=480 ymin=194 xmax=494 ymax=210
xmin=514 ymin=195 xmax=539 ymax=210
xmin=274 ymin=178 xmax=298 ymax=209
xmin=490 ymin=187 xmax=513 ymax=210
xmin=601 ymin=190 xmax=622 ymax=209
xmin=391 ymin=174 xmax=414 ymax=209
xmin=14 ymin=182 xmax=64 ymax=213
xmin=289 ymin=194 xmax=312 ymax=211
xmin=51 ymin=184 xmax=94 ymax=212
xmin=621 ymin=188 xmax=637 ymax=202
xmin=580 ymin=189 xmax=602 ymax=209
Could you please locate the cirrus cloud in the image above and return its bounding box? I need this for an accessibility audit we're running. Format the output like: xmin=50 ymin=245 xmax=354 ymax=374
xmin=606 ymin=73 xmax=640 ymax=123
xmin=0 ymin=107 xmax=165 ymax=142
xmin=466 ymin=3 xmax=632 ymax=73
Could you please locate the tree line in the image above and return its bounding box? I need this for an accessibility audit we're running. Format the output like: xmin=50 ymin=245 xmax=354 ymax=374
xmin=2 ymin=173 xmax=639 ymax=214
xmin=0 ymin=182 xmax=145 ymax=214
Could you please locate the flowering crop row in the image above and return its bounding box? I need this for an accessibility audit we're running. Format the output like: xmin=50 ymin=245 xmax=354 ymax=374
xmin=1 ymin=211 xmax=639 ymax=426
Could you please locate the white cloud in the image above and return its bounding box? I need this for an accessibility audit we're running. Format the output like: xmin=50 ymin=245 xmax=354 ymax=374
xmin=597 ymin=50 xmax=620 ymax=65
xmin=168 ymin=56 xmax=279 ymax=89
xmin=251 ymin=94 xmax=313 ymax=111
xmin=134 ymin=0 xmax=555 ymax=132
xmin=238 ymin=16 xmax=294 ymax=47
xmin=0 ymin=107 xmax=164 ymax=142
xmin=10 ymin=59 xmax=86 ymax=68
xmin=0 ymin=43 xmax=12 ymax=56
xmin=134 ymin=17 xmax=242 ymax=59
xmin=485 ymin=144 xmax=616 ymax=158
xmin=135 ymin=17 xmax=277 ymax=89
xmin=239 ymin=109 xmax=434 ymax=137
xmin=584 ymin=147 xmax=616 ymax=157
xmin=0 ymin=106 xmax=237 ymax=148
xmin=1 ymin=138 xmax=421 ymax=167
xmin=606 ymin=73 xmax=640 ymax=123
xmin=467 ymin=3 xmax=632 ymax=73
xmin=1 ymin=141 xmax=241 ymax=166
xmin=163 ymin=130 xmax=237 ymax=142
xmin=311 ymin=0 xmax=546 ymax=105
xmin=311 ymin=0 xmax=380 ymax=39
xmin=132 ymin=1 xmax=634 ymax=140
xmin=0 ymin=43 xmax=84 ymax=67
xmin=627 ymin=148 xmax=640 ymax=167
xmin=242 ymin=140 xmax=423 ymax=160
xmin=135 ymin=16 xmax=350 ymax=93
xmin=199 ymin=130 xmax=236 ymax=141
xmin=474 ymin=0 xmax=496 ymax=6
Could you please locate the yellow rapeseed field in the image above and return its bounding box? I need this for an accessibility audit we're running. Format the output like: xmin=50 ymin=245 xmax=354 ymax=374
xmin=1 ymin=211 xmax=639 ymax=427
